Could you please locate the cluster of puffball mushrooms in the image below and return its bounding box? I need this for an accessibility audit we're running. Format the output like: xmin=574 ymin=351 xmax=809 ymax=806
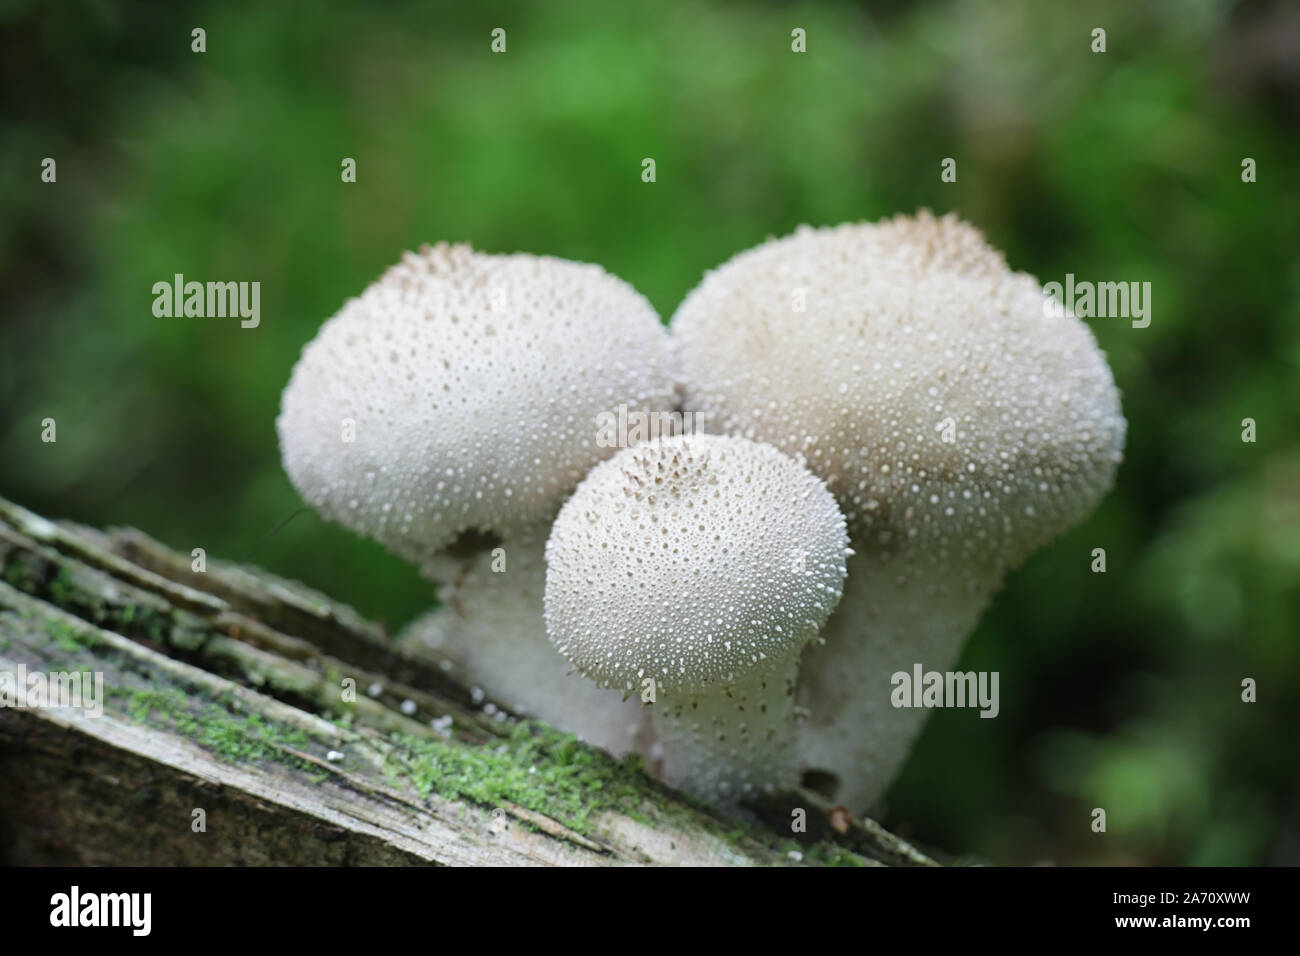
xmin=277 ymin=210 xmax=1126 ymax=814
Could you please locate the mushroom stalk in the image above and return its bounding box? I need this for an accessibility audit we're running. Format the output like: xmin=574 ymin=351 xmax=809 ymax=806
xmin=402 ymin=525 xmax=647 ymax=757
xmin=796 ymin=547 xmax=998 ymax=810
xmin=652 ymin=659 xmax=802 ymax=806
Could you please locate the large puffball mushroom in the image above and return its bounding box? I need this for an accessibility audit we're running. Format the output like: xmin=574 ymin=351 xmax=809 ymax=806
xmin=277 ymin=243 xmax=677 ymax=567
xmin=672 ymin=211 xmax=1125 ymax=810
xmin=544 ymin=434 xmax=851 ymax=805
xmin=400 ymin=524 xmax=648 ymax=758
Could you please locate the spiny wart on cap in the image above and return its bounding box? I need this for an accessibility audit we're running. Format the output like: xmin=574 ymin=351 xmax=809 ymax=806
xmin=277 ymin=243 xmax=677 ymax=564
xmin=670 ymin=210 xmax=1125 ymax=573
xmin=543 ymin=434 xmax=851 ymax=696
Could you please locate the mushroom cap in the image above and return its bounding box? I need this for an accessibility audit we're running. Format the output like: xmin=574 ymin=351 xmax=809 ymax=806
xmin=277 ymin=243 xmax=677 ymax=564
xmin=671 ymin=211 xmax=1125 ymax=572
xmin=544 ymin=434 xmax=850 ymax=696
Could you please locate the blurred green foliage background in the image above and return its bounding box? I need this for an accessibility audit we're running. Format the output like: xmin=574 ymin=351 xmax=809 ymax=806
xmin=2 ymin=0 xmax=1297 ymax=864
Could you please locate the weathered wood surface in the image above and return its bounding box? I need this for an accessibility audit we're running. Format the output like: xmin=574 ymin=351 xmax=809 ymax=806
xmin=0 ymin=497 xmax=938 ymax=867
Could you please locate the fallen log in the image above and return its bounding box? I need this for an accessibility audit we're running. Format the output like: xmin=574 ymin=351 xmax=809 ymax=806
xmin=0 ymin=496 xmax=938 ymax=867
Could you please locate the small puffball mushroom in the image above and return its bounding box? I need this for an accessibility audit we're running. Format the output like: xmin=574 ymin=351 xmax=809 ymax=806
xmin=544 ymin=435 xmax=850 ymax=693
xmin=544 ymin=434 xmax=851 ymax=804
xmin=277 ymin=243 xmax=676 ymax=565
xmin=672 ymin=211 xmax=1125 ymax=810
xmin=400 ymin=524 xmax=648 ymax=758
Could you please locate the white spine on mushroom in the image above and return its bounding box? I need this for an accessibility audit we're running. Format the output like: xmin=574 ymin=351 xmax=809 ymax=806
xmin=400 ymin=524 xmax=647 ymax=758
xmin=277 ymin=243 xmax=676 ymax=564
xmin=671 ymin=211 xmax=1126 ymax=809
xmin=543 ymin=434 xmax=851 ymax=805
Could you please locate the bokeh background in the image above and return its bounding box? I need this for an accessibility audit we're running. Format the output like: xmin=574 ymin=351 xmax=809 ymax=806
xmin=2 ymin=0 xmax=1297 ymax=865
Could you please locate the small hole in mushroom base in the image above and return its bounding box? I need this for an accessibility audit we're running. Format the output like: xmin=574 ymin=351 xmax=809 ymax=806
xmin=801 ymin=769 xmax=841 ymax=801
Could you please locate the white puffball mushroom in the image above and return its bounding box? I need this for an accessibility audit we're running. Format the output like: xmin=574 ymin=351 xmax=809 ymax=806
xmin=277 ymin=243 xmax=677 ymax=565
xmin=672 ymin=211 xmax=1125 ymax=810
xmin=544 ymin=434 xmax=851 ymax=804
xmin=544 ymin=434 xmax=850 ymax=695
xmin=400 ymin=524 xmax=648 ymax=758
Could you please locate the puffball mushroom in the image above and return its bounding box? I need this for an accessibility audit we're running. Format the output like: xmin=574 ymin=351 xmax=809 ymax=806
xmin=400 ymin=524 xmax=648 ymax=758
xmin=543 ymin=434 xmax=851 ymax=804
xmin=671 ymin=211 xmax=1125 ymax=809
xmin=277 ymin=243 xmax=677 ymax=567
